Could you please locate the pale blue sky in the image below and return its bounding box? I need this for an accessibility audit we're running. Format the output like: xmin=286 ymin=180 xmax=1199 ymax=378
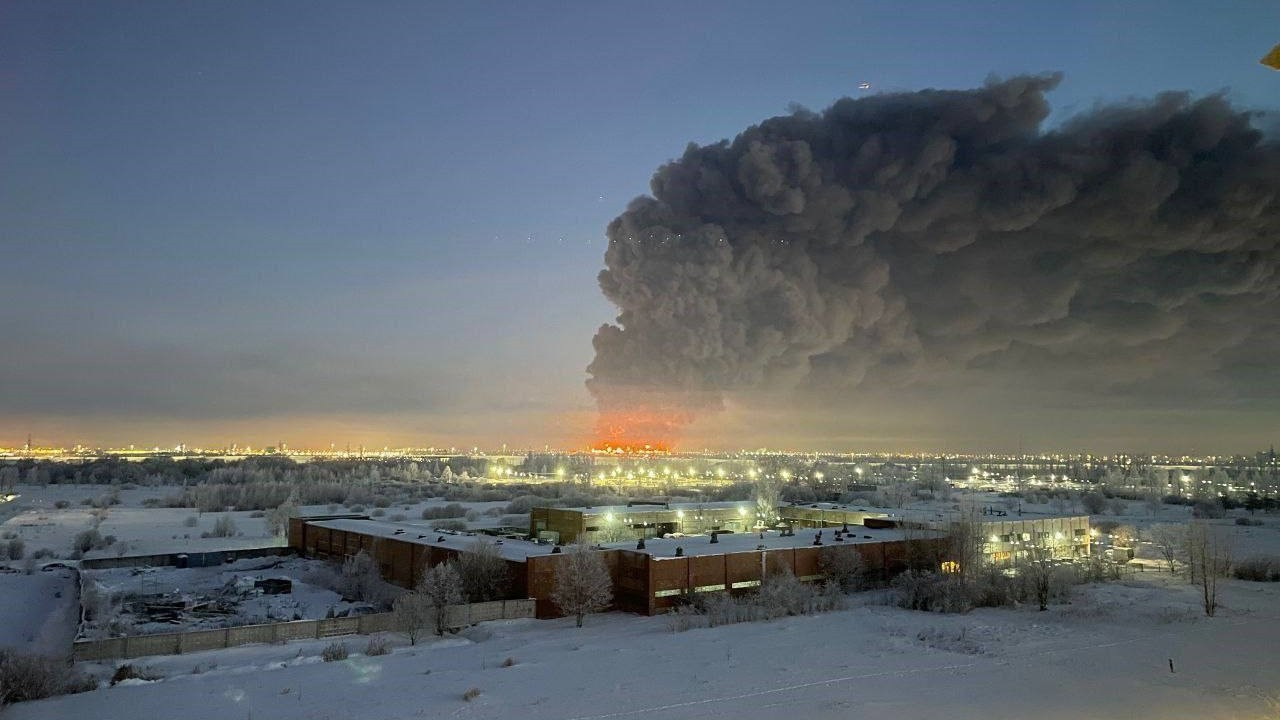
xmin=2 ymin=1 xmax=1277 ymax=451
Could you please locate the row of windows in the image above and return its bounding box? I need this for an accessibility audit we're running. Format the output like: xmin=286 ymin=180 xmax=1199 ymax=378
xmin=651 ymin=577 xmax=825 ymax=598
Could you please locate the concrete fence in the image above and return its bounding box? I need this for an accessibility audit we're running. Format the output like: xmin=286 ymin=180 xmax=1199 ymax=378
xmin=72 ymin=598 xmax=536 ymax=662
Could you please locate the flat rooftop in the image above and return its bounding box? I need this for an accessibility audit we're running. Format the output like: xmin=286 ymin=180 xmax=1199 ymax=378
xmin=548 ymin=500 xmax=893 ymax=516
xmin=554 ymin=500 xmax=751 ymax=515
xmin=601 ymin=525 xmax=922 ymax=558
xmin=305 ymin=517 xmax=555 ymax=562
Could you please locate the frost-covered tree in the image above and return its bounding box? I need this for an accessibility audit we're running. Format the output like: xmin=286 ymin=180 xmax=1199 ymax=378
xmin=455 ymin=539 xmax=509 ymax=603
xmin=552 ymin=542 xmax=612 ymax=627
xmin=818 ymin=546 xmax=866 ymax=592
xmin=339 ymin=550 xmax=393 ymax=607
xmin=266 ymin=497 xmax=299 ymax=537
xmin=418 ymin=561 xmax=464 ymax=636
xmin=392 ymin=591 xmax=432 ymax=645
xmin=752 ymin=474 xmax=782 ymax=528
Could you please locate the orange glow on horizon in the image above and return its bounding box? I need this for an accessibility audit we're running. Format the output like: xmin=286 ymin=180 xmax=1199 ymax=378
xmin=590 ymin=405 xmax=688 ymax=455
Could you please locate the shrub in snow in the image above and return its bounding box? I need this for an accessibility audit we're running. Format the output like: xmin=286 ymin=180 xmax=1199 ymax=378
xmin=818 ymin=545 xmax=866 ymax=592
xmin=109 ymin=664 xmax=159 ymax=686
xmin=72 ymin=528 xmax=112 ymax=554
xmin=431 ymin=519 xmax=467 ymax=531
xmin=3 ymin=538 xmax=22 ymax=561
xmin=503 ymin=495 xmax=550 ymax=515
xmin=666 ymin=604 xmax=702 ymax=632
xmin=499 ymin=514 xmax=529 ymax=528
xmin=1232 ymin=556 xmax=1279 ymax=582
xmin=321 ymin=642 xmax=348 ymax=662
xmin=462 ymin=687 xmax=481 ymax=701
xmin=1081 ymin=492 xmax=1108 ymax=515
xmin=200 ymin=514 xmax=237 ymax=539
xmin=757 ymin=569 xmax=811 ymax=619
xmin=893 ymin=570 xmax=972 ymax=613
xmin=1192 ymin=500 xmax=1225 ymax=519
xmin=390 ymin=513 xmax=407 ymax=522
xmin=421 ymin=503 xmax=467 ymax=520
xmin=364 ymin=637 xmax=390 ymax=656
xmin=183 ymin=515 xmax=198 ymax=528
xmin=0 ymin=650 xmax=94 ymax=705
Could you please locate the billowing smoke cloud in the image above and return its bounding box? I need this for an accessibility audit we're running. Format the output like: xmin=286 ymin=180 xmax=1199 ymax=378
xmin=587 ymin=74 xmax=1280 ymax=447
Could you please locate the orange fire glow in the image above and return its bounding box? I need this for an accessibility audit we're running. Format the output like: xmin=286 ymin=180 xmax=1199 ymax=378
xmin=590 ymin=406 xmax=687 ymax=454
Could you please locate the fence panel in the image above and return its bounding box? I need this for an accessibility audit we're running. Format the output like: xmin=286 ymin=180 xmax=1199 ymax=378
xmin=177 ymin=628 xmax=228 ymax=654
xmin=316 ymin=617 xmax=359 ymax=638
xmin=72 ymin=599 xmax=536 ymax=661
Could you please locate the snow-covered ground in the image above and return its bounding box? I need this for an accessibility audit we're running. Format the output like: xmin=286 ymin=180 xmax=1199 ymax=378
xmin=9 ymin=571 xmax=1280 ymax=720
xmin=0 ymin=484 xmax=521 ymax=560
xmin=0 ymin=567 xmax=78 ymax=654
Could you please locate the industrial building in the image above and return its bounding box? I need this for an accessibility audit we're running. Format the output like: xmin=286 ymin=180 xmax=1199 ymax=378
xmin=530 ymin=501 xmax=895 ymax=545
xmin=289 ymin=507 xmax=1089 ymax=619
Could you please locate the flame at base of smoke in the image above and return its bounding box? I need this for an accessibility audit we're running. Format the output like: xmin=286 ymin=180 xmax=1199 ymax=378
xmin=588 ymin=384 xmax=722 ymax=453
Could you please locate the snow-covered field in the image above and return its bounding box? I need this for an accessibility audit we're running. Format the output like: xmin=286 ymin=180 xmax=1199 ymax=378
xmin=0 ymin=567 xmax=78 ymax=654
xmin=0 ymin=484 xmax=520 ymax=560
xmin=9 ymin=572 xmax=1280 ymax=720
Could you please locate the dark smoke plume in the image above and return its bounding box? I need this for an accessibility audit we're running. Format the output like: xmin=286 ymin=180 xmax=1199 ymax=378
xmin=588 ymin=74 xmax=1280 ymax=446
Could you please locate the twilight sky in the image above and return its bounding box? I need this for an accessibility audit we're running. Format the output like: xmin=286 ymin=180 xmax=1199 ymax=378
xmin=2 ymin=1 xmax=1278 ymax=453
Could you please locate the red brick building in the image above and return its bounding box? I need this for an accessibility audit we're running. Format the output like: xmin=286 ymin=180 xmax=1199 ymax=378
xmin=289 ymin=516 xmax=941 ymax=619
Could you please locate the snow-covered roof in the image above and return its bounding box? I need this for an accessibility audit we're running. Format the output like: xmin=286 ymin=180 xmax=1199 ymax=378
xmin=305 ymin=518 xmax=555 ymax=562
xmin=553 ymin=500 xmax=751 ymax=515
xmin=601 ymin=525 xmax=920 ymax=558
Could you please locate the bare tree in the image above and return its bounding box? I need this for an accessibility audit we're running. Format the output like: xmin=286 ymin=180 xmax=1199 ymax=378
xmin=455 ymin=539 xmax=510 ymax=603
xmin=1187 ymin=522 xmax=1232 ymax=617
xmin=1018 ymin=544 xmax=1055 ymax=611
xmin=552 ymin=541 xmax=612 ymax=628
xmin=418 ymin=561 xmax=464 ymax=636
xmin=1149 ymin=523 xmax=1187 ymax=574
xmin=946 ymin=506 xmax=986 ymax=578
